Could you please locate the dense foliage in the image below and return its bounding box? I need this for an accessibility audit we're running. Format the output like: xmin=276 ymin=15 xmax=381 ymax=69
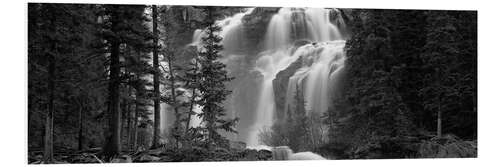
xmin=322 ymin=9 xmax=477 ymax=158
xmin=28 ymin=4 xmax=109 ymax=162
xmin=28 ymin=4 xmax=239 ymax=163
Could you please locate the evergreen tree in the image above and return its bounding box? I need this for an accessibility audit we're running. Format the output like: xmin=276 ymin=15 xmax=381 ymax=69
xmin=151 ymin=4 xmax=162 ymax=149
xmin=196 ymin=7 xmax=238 ymax=149
xmin=329 ymin=10 xmax=413 ymax=158
xmin=181 ymin=50 xmax=203 ymax=147
xmin=420 ymin=11 xmax=462 ymax=138
xmin=97 ymin=4 xmax=152 ymax=158
xmin=324 ymin=9 xmax=476 ymax=158
xmin=157 ymin=5 xmax=186 ymax=148
xmin=28 ymin=3 xmax=106 ymax=162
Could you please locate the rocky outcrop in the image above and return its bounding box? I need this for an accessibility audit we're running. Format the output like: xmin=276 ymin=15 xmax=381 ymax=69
xmin=242 ymin=7 xmax=280 ymax=55
xmin=272 ymin=57 xmax=303 ymax=120
xmin=229 ymin=141 xmax=247 ymax=151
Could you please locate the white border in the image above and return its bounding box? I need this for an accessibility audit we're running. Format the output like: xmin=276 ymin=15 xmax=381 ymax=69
xmin=1 ymin=0 xmax=499 ymax=167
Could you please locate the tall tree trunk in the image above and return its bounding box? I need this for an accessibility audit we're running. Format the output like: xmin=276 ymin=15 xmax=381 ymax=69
xmin=437 ymin=103 xmax=442 ymax=138
xmin=185 ymin=89 xmax=195 ymax=132
xmin=167 ymin=52 xmax=180 ymax=148
xmin=102 ymin=37 xmax=121 ymax=158
xmin=185 ymin=58 xmax=198 ymax=133
xmin=43 ymin=53 xmax=55 ymax=163
xmin=133 ymin=89 xmax=140 ymax=150
xmin=43 ymin=8 xmax=57 ymax=162
xmin=120 ymin=100 xmax=126 ymax=149
xmin=151 ymin=5 xmax=161 ymax=149
xmin=78 ymin=101 xmax=84 ymax=151
xmin=126 ymin=86 xmax=132 ymax=152
xmin=437 ymin=69 xmax=442 ymax=138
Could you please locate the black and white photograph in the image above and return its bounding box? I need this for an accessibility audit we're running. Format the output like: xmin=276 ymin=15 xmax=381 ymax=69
xmin=16 ymin=0 xmax=491 ymax=165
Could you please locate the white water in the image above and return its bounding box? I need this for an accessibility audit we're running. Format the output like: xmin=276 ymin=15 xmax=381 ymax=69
xmin=272 ymin=146 xmax=326 ymax=160
xmin=190 ymin=8 xmax=254 ymax=50
xmin=247 ymin=49 xmax=302 ymax=146
xmin=288 ymin=41 xmax=346 ymax=115
xmin=248 ymin=8 xmax=346 ymax=146
xmin=265 ymin=9 xmax=292 ymax=50
xmin=188 ymin=7 xmax=347 ymax=147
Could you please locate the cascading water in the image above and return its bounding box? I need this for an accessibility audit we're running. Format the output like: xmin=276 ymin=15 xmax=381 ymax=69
xmin=283 ymin=41 xmax=345 ymax=117
xmin=188 ymin=7 xmax=347 ymax=147
xmin=287 ymin=41 xmax=346 ymax=115
xmin=190 ymin=8 xmax=254 ymax=50
xmin=248 ymin=8 xmax=346 ymax=146
xmin=247 ymin=49 xmax=302 ymax=146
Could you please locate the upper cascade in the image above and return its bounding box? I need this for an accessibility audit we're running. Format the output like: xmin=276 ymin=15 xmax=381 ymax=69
xmin=189 ymin=8 xmax=255 ymax=51
xmin=264 ymin=7 xmax=345 ymax=50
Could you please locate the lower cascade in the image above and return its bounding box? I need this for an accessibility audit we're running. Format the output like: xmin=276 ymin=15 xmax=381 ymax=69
xmin=272 ymin=146 xmax=326 ymax=160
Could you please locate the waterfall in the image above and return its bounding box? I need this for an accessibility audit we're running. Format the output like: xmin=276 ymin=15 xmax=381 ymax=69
xmin=187 ymin=7 xmax=346 ymax=147
xmin=247 ymin=49 xmax=302 ymax=146
xmin=189 ymin=8 xmax=254 ymax=50
xmin=287 ymin=41 xmax=346 ymax=115
xmin=248 ymin=8 xmax=346 ymax=146
xmin=265 ymin=8 xmax=292 ymax=50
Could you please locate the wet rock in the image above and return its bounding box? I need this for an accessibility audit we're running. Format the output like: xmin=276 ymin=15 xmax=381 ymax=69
xmin=272 ymin=57 xmax=303 ymax=120
xmin=230 ymin=141 xmax=247 ymax=151
xmin=137 ymin=154 xmax=161 ymax=162
xmin=293 ymin=39 xmax=312 ymax=48
xmin=110 ymin=155 xmax=132 ymax=163
xmin=258 ymin=150 xmax=273 ymax=160
xmin=242 ymin=149 xmax=259 ymax=161
xmin=71 ymin=153 xmax=103 ymax=163
xmin=148 ymin=148 xmax=164 ymax=156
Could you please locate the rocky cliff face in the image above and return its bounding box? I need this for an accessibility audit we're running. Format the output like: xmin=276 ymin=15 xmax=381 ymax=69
xmin=241 ymin=7 xmax=280 ymax=56
xmin=272 ymin=57 xmax=303 ymax=120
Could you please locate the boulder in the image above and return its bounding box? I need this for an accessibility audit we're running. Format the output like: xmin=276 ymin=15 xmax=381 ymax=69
xmin=229 ymin=141 xmax=247 ymax=151
xmin=137 ymin=154 xmax=161 ymax=162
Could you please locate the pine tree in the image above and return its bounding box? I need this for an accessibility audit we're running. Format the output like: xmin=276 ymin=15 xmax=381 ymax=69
xmin=183 ymin=58 xmax=200 ymax=132
xmin=196 ymin=7 xmax=238 ymax=149
xmin=329 ymin=10 xmax=413 ymax=157
xmin=98 ymin=4 xmax=152 ymax=158
xmin=157 ymin=5 xmax=186 ymax=148
xmin=28 ymin=3 xmax=105 ymax=162
xmin=181 ymin=50 xmax=203 ymax=146
xmin=151 ymin=4 xmax=163 ymax=149
xmin=420 ymin=11 xmax=461 ymax=138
